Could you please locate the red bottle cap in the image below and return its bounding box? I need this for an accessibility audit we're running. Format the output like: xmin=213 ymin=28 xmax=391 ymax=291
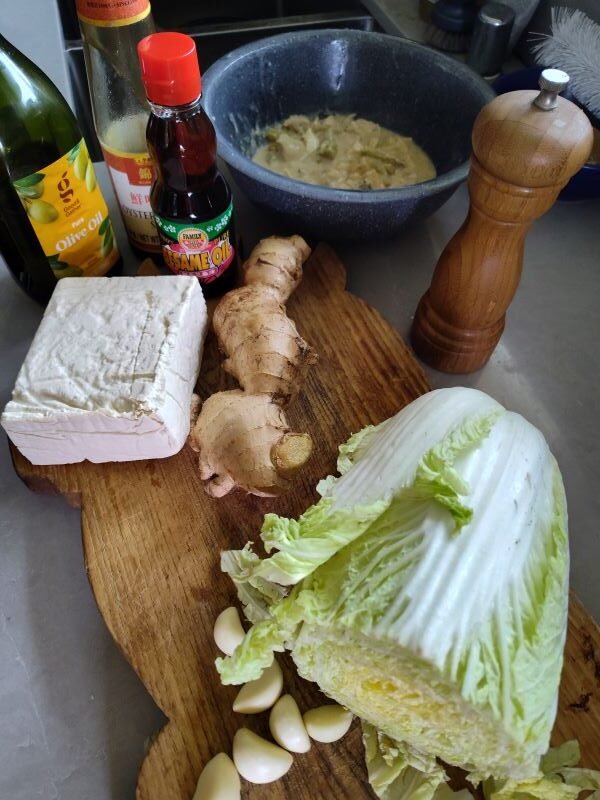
xmin=137 ymin=32 xmax=201 ymax=107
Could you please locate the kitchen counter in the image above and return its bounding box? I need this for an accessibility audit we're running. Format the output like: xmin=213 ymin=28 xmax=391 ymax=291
xmin=1 ymin=165 xmax=599 ymax=799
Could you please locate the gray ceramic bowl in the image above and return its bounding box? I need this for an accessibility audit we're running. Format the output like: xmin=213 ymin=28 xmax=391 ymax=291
xmin=202 ymin=30 xmax=494 ymax=240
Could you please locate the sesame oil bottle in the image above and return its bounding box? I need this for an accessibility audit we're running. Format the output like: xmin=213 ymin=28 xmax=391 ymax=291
xmin=137 ymin=33 xmax=237 ymax=297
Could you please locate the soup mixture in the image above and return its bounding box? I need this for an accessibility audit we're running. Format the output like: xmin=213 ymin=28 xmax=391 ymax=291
xmin=252 ymin=114 xmax=436 ymax=190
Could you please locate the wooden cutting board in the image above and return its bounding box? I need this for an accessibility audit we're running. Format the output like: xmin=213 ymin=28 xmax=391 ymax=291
xmin=10 ymin=245 xmax=600 ymax=799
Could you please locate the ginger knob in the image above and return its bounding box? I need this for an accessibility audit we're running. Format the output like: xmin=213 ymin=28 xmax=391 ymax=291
xmin=190 ymin=235 xmax=316 ymax=497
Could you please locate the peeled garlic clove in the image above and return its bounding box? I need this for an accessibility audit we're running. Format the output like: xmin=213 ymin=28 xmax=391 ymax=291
xmin=214 ymin=606 xmax=245 ymax=656
xmin=269 ymin=694 xmax=311 ymax=753
xmin=233 ymin=728 xmax=293 ymax=784
xmin=192 ymin=752 xmax=240 ymax=800
xmin=303 ymin=704 xmax=354 ymax=743
xmin=233 ymin=660 xmax=283 ymax=714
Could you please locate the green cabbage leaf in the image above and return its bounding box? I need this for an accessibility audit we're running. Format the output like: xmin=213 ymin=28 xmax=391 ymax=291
xmin=362 ymin=722 xmax=449 ymax=800
xmin=483 ymin=741 xmax=600 ymax=800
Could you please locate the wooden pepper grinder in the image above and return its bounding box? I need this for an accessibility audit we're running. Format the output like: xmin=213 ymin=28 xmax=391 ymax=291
xmin=411 ymin=69 xmax=593 ymax=374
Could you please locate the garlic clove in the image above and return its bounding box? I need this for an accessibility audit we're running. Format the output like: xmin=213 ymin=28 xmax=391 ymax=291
xmin=269 ymin=694 xmax=311 ymax=753
xmin=232 ymin=728 xmax=293 ymax=784
xmin=192 ymin=752 xmax=240 ymax=800
xmin=303 ymin=704 xmax=354 ymax=743
xmin=232 ymin=660 xmax=283 ymax=714
xmin=214 ymin=607 xmax=245 ymax=656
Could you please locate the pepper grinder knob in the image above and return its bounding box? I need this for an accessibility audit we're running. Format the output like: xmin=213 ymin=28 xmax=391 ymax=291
xmin=534 ymin=68 xmax=569 ymax=110
xmin=410 ymin=73 xmax=594 ymax=374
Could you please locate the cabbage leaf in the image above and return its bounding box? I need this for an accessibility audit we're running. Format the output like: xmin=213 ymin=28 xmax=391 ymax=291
xmin=483 ymin=740 xmax=600 ymax=800
xmin=362 ymin=722 xmax=448 ymax=800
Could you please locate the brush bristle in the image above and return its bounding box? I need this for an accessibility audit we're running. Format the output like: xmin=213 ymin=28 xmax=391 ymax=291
xmin=426 ymin=25 xmax=471 ymax=53
xmin=531 ymin=8 xmax=600 ymax=119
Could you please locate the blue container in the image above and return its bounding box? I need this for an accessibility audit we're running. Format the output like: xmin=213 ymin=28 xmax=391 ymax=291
xmin=202 ymin=30 xmax=494 ymax=240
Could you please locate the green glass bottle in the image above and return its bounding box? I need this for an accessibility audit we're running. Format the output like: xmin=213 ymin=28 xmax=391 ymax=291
xmin=0 ymin=34 xmax=120 ymax=305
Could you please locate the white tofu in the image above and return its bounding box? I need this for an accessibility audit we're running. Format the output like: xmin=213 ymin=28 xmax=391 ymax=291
xmin=2 ymin=276 xmax=207 ymax=465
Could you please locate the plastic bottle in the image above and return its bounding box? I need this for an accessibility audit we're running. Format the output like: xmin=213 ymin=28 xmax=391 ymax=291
xmin=137 ymin=32 xmax=237 ymax=297
xmin=0 ymin=34 xmax=120 ymax=304
xmin=76 ymin=0 xmax=160 ymax=256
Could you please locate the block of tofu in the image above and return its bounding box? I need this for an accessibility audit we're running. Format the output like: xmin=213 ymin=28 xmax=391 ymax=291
xmin=1 ymin=276 xmax=208 ymax=465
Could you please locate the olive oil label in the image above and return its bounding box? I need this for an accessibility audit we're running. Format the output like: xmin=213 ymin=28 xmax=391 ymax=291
xmin=13 ymin=139 xmax=119 ymax=278
xmin=100 ymin=143 xmax=160 ymax=253
xmin=154 ymin=202 xmax=235 ymax=284
xmin=76 ymin=0 xmax=150 ymax=27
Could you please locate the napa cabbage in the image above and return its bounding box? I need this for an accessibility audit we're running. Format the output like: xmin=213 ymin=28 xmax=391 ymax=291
xmin=216 ymin=388 xmax=580 ymax=789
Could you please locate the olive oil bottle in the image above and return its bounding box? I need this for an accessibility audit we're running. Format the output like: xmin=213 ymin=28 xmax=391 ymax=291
xmin=0 ymin=34 xmax=120 ymax=305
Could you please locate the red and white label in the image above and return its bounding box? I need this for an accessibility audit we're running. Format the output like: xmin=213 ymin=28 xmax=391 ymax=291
xmin=101 ymin=146 xmax=160 ymax=253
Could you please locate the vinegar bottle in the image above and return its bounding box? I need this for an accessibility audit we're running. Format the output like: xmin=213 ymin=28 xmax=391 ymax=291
xmin=137 ymin=32 xmax=237 ymax=297
xmin=0 ymin=33 xmax=120 ymax=305
xmin=76 ymin=0 xmax=160 ymax=256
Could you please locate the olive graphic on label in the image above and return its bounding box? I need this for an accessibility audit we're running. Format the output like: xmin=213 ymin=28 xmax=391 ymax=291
xmin=100 ymin=230 xmax=115 ymax=258
xmin=85 ymin=161 xmax=97 ymax=192
xmin=100 ymin=233 xmax=114 ymax=258
xmin=98 ymin=216 xmax=115 ymax=259
xmin=28 ymin=199 xmax=59 ymax=224
xmin=19 ymin=181 xmax=45 ymax=199
xmin=14 ymin=173 xmax=45 ymax=202
xmin=73 ymin=147 xmax=89 ymax=181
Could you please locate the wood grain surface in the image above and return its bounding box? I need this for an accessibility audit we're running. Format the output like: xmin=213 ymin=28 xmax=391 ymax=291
xmin=10 ymin=245 xmax=600 ymax=799
xmin=412 ymin=92 xmax=594 ymax=374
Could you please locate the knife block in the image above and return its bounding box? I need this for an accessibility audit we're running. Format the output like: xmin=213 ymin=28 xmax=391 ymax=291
xmin=411 ymin=75 xmax=593 ymax=374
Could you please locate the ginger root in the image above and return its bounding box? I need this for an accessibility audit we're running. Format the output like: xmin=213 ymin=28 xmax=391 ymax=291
xmin=213 ymin=236 xmax=316 ymax=403
xmin=190 ymin=390 xmax=313 ymax=497
xmin=242 ymin=235 xmax=309 ymax=300
xmin=190 ymin=236 xmax=316 ymax=497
